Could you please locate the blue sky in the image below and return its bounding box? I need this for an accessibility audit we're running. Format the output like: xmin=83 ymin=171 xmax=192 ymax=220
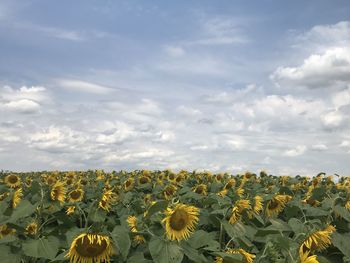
xmin=1 ymin=0 xmax=350 ymax=175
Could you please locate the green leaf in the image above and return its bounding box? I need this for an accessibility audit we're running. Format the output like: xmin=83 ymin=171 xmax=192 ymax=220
xmin=222 ymin=220 xmax=245 ymax=238
xmin=214 ymin=252 xmax=243 ymax=263
xmin=111 ymin=225 xmax=131 ymax=260
xmin=334 ymin=205 xmax=350 ymax=222
xmin=304 ymin=207 xmax=328 ymax=217
xmin=149 ymin=237 xmax=184 ymax=263
xmin=332 ymin=232 xmax=350 ymax=257
xmin=145 ymin=200 xmax=168 ymax=218
xmin=182 ymin=244 xmax=209 ymax=263
xmin=7 ymin=200 xmax=36 ymax=223
xmin=127 ymin=252 xmax=153 ymax=263
xmin=0 ymin=245 xmax=21 ymax=263
xmin=288 ymin=218 xmax=306 ymax=235
xmin=187 ymin=230 xmax=217 ymax=249
xmin=22 ymin=236 xmax=60 ymax=260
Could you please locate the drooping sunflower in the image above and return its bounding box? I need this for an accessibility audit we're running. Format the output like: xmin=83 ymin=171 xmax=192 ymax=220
xmin=192 ymin=184 xmax=208 ymax=196
xmin=0 ymin=192 xmax=9 ymax=201
xmin=68 ymin=188 xmax=84 ymax=203
xmin=253 ymin=195 xmax=263 ymax=214
xmin=162 ymin=203 xmax=199 ymax=241
xmin=300 ymin=251 xmax=319 ymax=263
xmin=126 ymin=216 xmax=146 ymax=244
xmin=12 ymin=187 xmax=23 ymax=208
xmin=25 ymin=222 xmax=38 ymax=236
xmin=299 ymin=225 xmax=335 ymax=258
xmin=345 ymin=200 xmax=350 ymax=211
xmin=215 ymin=248 xmax=255 ymax=263
xmin=66 ymin=233 xmax=114 ymax=263
xmin=45 ymin=174 xmax=57 ymax=186
xmin=265 ymin=194 xmax=292 ymax=217
xmin=66 ymin=206 xmax=76 ymax=215
xmin=229 ymin=199 xmax=251 ymax=224
xmin=138 ymin=175 xmax=151 ymax=185
xmin=4 ymin=174 xmax=21 ymax=188
xmin=50 ymin=181 xmax=66 ymax=204
xmin=123 ymin=178 xmax=134 ymax=191
xmin=98 ymin=189 xmax=118 ymax=212
xmin=224 ymin=178 xmax=236 ymax=190
xmin=0 ymin=224 xmax=16 ymax=239
xmin=163 ymin=185 xmax=177 ymax=200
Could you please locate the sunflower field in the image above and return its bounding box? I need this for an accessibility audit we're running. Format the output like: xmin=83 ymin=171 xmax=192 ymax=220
xmin=0 ymin=170 xmax=350 ymax=263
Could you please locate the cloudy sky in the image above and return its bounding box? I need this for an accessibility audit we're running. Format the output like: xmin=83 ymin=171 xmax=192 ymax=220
xmin=1 ymin=0 xmax=350 ymax=175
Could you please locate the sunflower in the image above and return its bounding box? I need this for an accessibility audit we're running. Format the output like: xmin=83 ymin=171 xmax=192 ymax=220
xmin=224 ymin=178 xmax=236 ymax=190
xmin=66 ymin=206 xmax=76 ymax=215
xmin=68 ymin=188 xmax=84 ymax=203
xmin=217 ymin=189 xmax=228 ymax=197
xmin=236 ymin=188 xmax=245 ymax=197
xmin=0 ymin=224 xmax=16 ymax=239
xmin=345 ymin=200 xmax=350 ymax=211
xmin=229 ymin=200 xmax=251 ymax=224
xmin=138 ymin=176 xmax=151 ymax=185
xmin=45 ymin=175 xmax=57 ymax=186
xmin=0 ymin=192 xmax=9 ymax=201
xmin=300 ymin=251 xmax=319 ymax=263
xmin=299 ymin=225 xmax=335 ymax=258
xmin=163 ymin=185 xmax=177 ymax=200
xmin=12 ymin=188 xmax=23 ymax=208
xmin=66 ymin=233 xmax=114 ymax=263
xmin=124 ymin=178 xmax=134 ymax=191
xmin=126 ymin=216 xmax=146 ymax=244
xmin=98 ymin=189 xmax=118 ymax=212
xmin=25 ymin=222 xmax=38 ymax=236
xmin=215 ymin=248 xmax=255 ymax=263
xmin=265 ymin=194 xmax=292 ymax=217
xmin=215 ymin=173 xmax=224 ymax=183
xmin=253 ymin=195 xmax=263 ymax=214
xmin=4 ymin=174 xmax=21 ymax=188
xmin=50 ymin=181 xmax=66 ymax=204
xmin=162 ymin=203 xmax=199 ymax=241
xmin=193 ymin=184 xmax=207 ymax=196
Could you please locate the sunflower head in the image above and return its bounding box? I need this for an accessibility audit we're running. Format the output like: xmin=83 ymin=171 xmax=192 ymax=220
xmin=66 ymin=233 xmax=114 ymax=263
xmin=163 ymin=185 xmax=177 ymax=200
xmin=50 ymin=181 xmax=66 ymax=204
xmin=98 ymin=189 xmax=118 ymax=212
xmin=265 ymin=194 xmax=292 ymax=217
xmin=0 ymin=224 xmax=16 ymax=239
xmin=66 ymin=206 xmax=76 ymax=215
xmin=124 ymin=178 xmax=134 ymax=191
xmin=68 ymin=188 xmax=84 ymax=203
xmin=138 ymin=176 xmax=151 ymax=185
xmin=193 ymin=184 xmax=207 ymax=195
xmin=4 ymin=174 xmax=21 ymax=188
xmin=12 ymin=188 xmax=23 ymax=208
xmin=162 ymin=203 xmax=199 ymax=241
xmin=25 ymin=222 xmax=38 ymax=236
xmin=215 ymin=248 xmax=256 ymax=263
xmin=253 ymin=195 xmax=263 ymax=214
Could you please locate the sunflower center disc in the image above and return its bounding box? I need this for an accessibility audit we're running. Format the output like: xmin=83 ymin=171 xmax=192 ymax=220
xmin=9 ymin=176 xmax=18 ymax=184
xmin=140 ymin=177 xmax=149 ymax=184
xmin=170 ymin=209 xmax=189 ymax=231
xmin=268 ymin=199 xmax=279 ymax=209
xmin=76 ymin=237 xmax=107 ymax=257
xmin=70 ymin=190 xmax=82 ymax=200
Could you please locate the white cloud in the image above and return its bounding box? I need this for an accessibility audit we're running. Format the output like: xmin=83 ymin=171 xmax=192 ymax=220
xmin=57 ymin=79 xmax=113 ymax=94
xmin=297 ymin=21 xmax=350 ymax=48
xmin=28 ymin=126 xmax=87 ymax=153
xmin=271 ymin=47 xmax=350 ymax=88
xmin=284 ymin=145 xmax=307 ymax=157
xmin=321 ymin=110 xmax=344 ymax=127
xmin=96 ymin=122 xmax=136 ymax=144
xmin=3 ymin=99 xmax=40 ymax=113
xmin=332 ymin=87 xmax=350 ymax=108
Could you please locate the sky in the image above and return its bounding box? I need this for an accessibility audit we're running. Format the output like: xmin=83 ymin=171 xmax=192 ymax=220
xmin=0 ymin=0 xmax=350 ymax=175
